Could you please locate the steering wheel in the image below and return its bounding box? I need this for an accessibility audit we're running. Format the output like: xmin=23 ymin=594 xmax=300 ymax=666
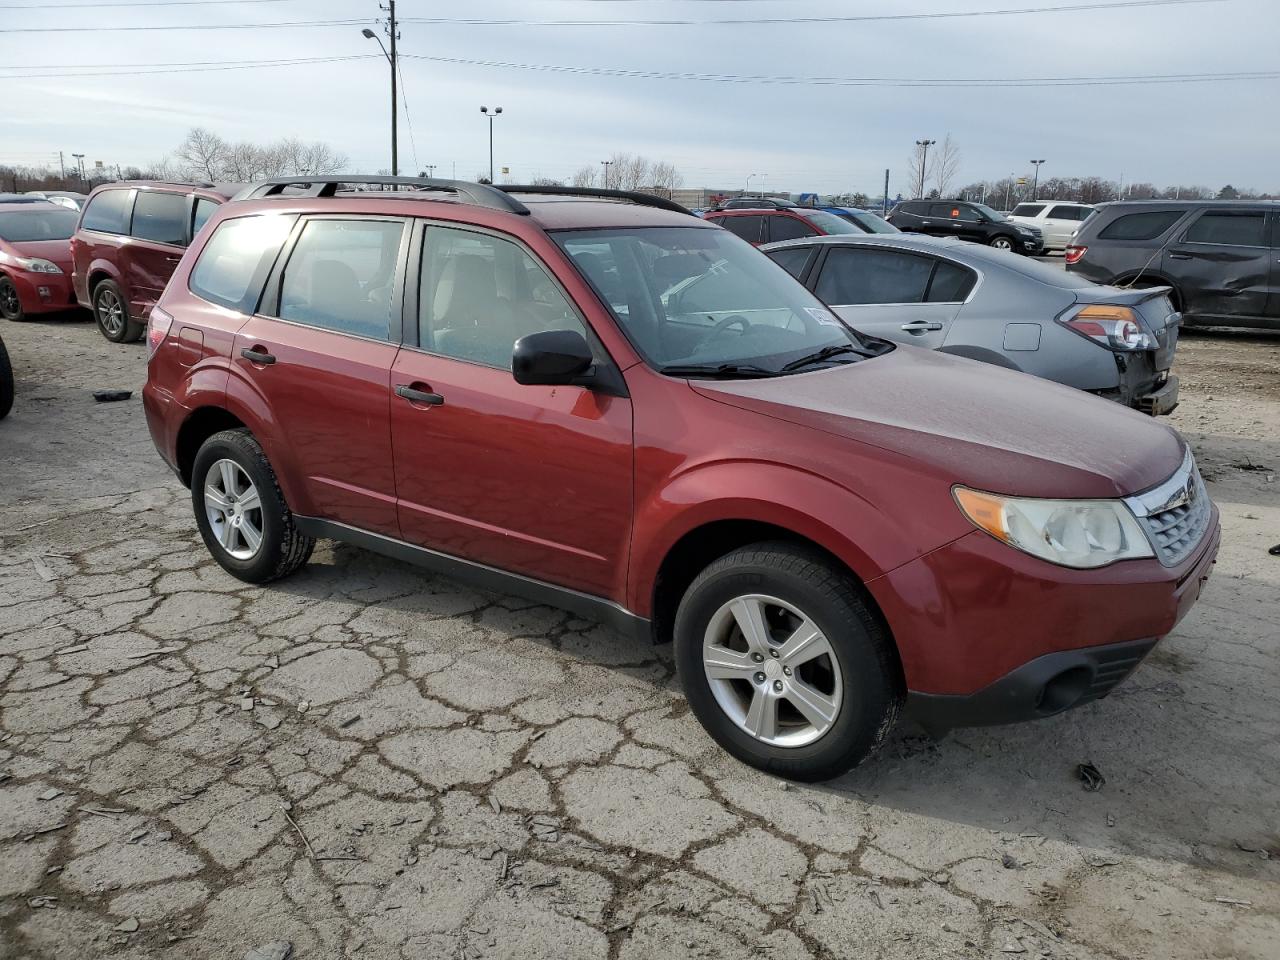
xmin=699 ymin=314 xmax=752 ymax=347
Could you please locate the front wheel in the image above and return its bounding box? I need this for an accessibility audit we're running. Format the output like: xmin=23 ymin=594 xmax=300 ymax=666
xmin=191 ymin=429 xmax=315 ymax=583
xmin=989 ymin=236 xmax=1015 ymax=251
xmin=0 ymin=335 xmax=13 ymax=419
xmin=674 ymin=542 xmax=902 ymax=781
xmin=0 ymin=275 xmax=25 ymax=322
xmin=92 ymin=279 xmax=143 ymax=343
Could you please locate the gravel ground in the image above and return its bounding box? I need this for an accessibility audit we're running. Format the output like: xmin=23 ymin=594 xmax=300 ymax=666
xmin=1 ymin=314 xmax=1277 ymax=960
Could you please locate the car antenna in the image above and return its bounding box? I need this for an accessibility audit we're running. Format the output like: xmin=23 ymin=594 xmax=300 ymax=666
xmin=1115 ymin=215 xmax=1184 ymax=291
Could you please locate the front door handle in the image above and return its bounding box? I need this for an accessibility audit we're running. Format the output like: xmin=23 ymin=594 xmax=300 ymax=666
xmin=1169 ymin=252 xmax=1193 ymax=260
xmin=395 ymin=384 xmax=445 ymax=406
xmin=240 ymin=346 xmax=276 ymax=365
xmin=901 ymin=320 xmax=944 ymax=332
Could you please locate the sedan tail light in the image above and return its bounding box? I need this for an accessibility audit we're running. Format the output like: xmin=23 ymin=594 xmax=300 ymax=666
xmin=1058 ymin=304 xmax=1153 ymax=352
xmin=147 ymin=305 xmax=174 ymax=358
xmin=1064 ymin=244 xmax=1087 ymax=265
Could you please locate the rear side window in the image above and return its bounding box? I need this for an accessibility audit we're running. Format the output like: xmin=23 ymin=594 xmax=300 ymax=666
xmin=80 ymin=189 xmax=133 ymax=234
xmin=278 ymin=219 xmax=405 ymax=340
xmin=1048 ymin=204 xmax=1090 ymax=221
xmin=816 ymin=248 xmax=933 ymax=305
xmin=131 ymin=191 xmax=187 ymax=246
xmin=1098 ymin=210 xmax=1184 ymax=241
xmin=766 ymin=246 xmax=815 ymax=279
xmin=1012 ymin=203 xmax=1046 ymax=217
xmin=1183 ymin=210 xmax=1267 ymax=247
xmin=189 ymin=215 xmax=294 ymax=313
xmin=768 ymin=215 xmax=818 ymax=242
xmin=717 ymin=215 xmax=764 ymax=243
xmin=192 ymin=197 xmax=219 ymax=236
xmin=927 ymin=261 xmax=978 ymax=302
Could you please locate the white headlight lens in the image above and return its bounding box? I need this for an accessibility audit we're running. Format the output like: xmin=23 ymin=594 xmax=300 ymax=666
xmin=20 ymin=257 xmax=62 ymax=274
xmin=954 ymin=487 xmax=1154 ymax=569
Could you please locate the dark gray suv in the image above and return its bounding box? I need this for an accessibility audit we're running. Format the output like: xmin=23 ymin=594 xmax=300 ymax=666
xmin=887 ymin=199 xmax=1043 ymax=254
xmin=1066 ymin=200 xmax=1280 ymax=331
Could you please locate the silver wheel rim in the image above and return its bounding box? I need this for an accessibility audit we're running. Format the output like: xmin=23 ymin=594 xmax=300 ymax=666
xmin=97 ymin=288 xmax=124 ymax=335
xmin=203 ymin=459 xmax=264 ymax=561
xmin=993 ymin=238 xmax=1012 ymax=250
xmin=702 ymin=594 xmax=843 ymax=748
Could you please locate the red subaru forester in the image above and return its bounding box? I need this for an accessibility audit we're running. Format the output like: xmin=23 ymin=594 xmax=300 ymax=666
xmin=143 ymin=177 xmax=1220 ymax=781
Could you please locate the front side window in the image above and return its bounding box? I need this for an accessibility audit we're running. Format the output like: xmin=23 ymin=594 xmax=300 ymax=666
xmin=278 ymin=219 xmax=405 ymax=340
xmin=1048 ymin=204 xmax=1088 ymax=221
xmin=0 ymin=208 xmax=79 ymax=242
xmin=189 ymin=214 xmax=295 ymax=313
xmin=768 ymin=215 xmax=819 ymax=242
xmin=816 ymin=248 xmax=934 ymax=305
xmin=556 ymin=227 xmax=876 ymax=375
xmin=716 ymin=215 xmax=764 ymax=243
xmin=419 ymin=226 xmax=589 ymax=369
xmin=80 ymin=189 xmax=133 ymax=234
xmin=131 ymin=191 xmax=188 ymax=246
xmin=1184 ymin=210 xmax=1267 ymax=247
xmin=1099 ymin=210 xmax=1184 ymax=241
xmin=766 ymin=246 xmax=815 ymax=279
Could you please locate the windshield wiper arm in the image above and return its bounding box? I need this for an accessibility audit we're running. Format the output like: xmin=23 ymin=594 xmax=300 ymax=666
xmin=658 ymin=362 xmax=778 ymax=379
xmin=779 ymin=343 xmax=869 ymax=372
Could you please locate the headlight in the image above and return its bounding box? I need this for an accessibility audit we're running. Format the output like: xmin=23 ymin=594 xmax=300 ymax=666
xmin=19 ymin=257 xmax=62 ymax=274
xmin=954 ymin=487 xmax=1154 ymax=569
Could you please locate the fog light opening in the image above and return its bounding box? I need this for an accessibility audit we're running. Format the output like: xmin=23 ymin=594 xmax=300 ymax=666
xmin=1037 ymin=666 xmax=1092 ymax=714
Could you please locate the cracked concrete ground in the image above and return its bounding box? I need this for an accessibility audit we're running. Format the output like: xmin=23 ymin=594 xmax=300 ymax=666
xmin=2 ymin=317 xmax=1278 ymax=959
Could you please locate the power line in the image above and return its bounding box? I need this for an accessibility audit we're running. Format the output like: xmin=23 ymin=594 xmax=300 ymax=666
xmin=405 ymin=54 xmax=1280 ymax=88
xmin=1 ymin=18 xmax=364 ymax=32
xmin=0 ymin=0 xmax=299 ymax=8
xmin=1 ymin=55 xmax=379 ymax=80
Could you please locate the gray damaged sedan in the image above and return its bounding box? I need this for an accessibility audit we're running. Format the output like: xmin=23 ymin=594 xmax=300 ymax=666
xmin=762 ymin=234 xmax=1181 ymax=415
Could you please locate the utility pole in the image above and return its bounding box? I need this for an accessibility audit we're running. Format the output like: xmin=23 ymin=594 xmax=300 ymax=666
xmin=362 ymin=2 xmax=399 ymax=175
xmin=72 ymin=153 xmax=86 ymax=182
xmin=1030 ymin=159 xmax=1045 ymax=200
xmin=58 ymin=151 xmax=66 ymax=185
xmin=883 ymin=169 xmax=890 ymax=215
xmin=915 ymin=139 xmax=935 ymax=199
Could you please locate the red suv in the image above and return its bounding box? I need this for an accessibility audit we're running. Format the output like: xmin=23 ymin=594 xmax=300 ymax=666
xmin=71 ymin=181 xmax=235 ymax=343
xmin=143 ymin=177 xmax=1220 ymax=781
xmin=705 ymin=204 xmax=865 ymax=246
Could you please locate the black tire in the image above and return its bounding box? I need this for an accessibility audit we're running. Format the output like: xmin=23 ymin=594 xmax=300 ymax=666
xmin=988 ymin=235 xmax=1016 ymax=252
xmin=674 ymin=541 xmax=902 ymax=782
xmin=191 ymin=428 xmax=315 ymax=583
xmin=92 ymin=279 xmax=144 ymax=343
xmin=0 ymin=335 xmax=13 ymax=420
xmin=0 ymin=275 xmax=25 ymax=322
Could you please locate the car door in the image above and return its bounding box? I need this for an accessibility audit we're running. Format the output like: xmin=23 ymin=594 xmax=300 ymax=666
xmin=1269 ymin=211 xmax=1280 ymax=321
xmin=764 ymin=213 xmax=820 ymax=244
xmin=810 ymin=244 xmax=966 ymax=348
xmin=946 ymin=203 xmax=988 ymax=243
xmin=390 ymin=221 xmax=633 ymax=598
xmin=124 ymin=189 xmax=190 ymax=319
xmin=1042 ymin=204 xmax=1087 ymax=249
xmin=1162 ymin=208 xmax=1271 ymax=320
xmin=232 ymin=215 xmax=409 ymax=536
xmin=715 ymin=213 xmax=766 ymax=246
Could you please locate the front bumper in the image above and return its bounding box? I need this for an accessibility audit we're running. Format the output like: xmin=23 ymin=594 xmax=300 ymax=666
xmin=1137 ymin=374 xmax=1179 ymax=416
xmin=7 ymin=269 xmax=77 ymax=314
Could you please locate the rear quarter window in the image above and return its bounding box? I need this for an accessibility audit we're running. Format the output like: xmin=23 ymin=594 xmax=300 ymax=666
xmin=131 ymin=190 xmax=188 ymax=246
xmin=189 ymin=215 xmax=295 ymax=313
xmin=1012 ymin=204 xmax=1046 ymax=217
xmin=80 ymin=189 xmax=134 ymax=234
xmin=1098 ymin=210 xmax=1185 ymax=241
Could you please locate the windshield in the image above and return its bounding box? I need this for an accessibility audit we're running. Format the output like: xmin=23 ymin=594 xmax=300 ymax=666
xmin=797 ymin=210 xmax=862 ymax=235
xmin=0 ymin=208 xmax=79 ymax=242
xmin=840 ymin=210 xmax=899 ymax=234
xmin=554 ymin=226 xmax=875 ymax=376
xmin=970 ymin=202 xmax=1008 ymax=222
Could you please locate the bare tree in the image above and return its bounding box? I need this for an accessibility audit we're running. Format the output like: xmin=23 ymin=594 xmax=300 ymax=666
xmin=530 ymin=176 xmax=564 ymax=186
xmin=906 ymin=142 xmax=929 ymax=199
xmin=571 ymin=165 xmax=598 ymax=188
xmin=175 ymin=128 xmax=228 ymax=181
xmin=647 ymin=160 xmax=683 ymax=198
xmin=931 ymin=134 xmax=961 ymax=198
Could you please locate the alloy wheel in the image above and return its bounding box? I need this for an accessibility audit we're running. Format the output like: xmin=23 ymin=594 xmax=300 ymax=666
xmin=203 ymin=459 xmax=264 ymax=561
xmin=96 ymin=288 xmax=125 ymax=337
xmin=992 ymin=237 xmax=1013 ymax=250
xmin=702 ymin=593 xmax=843 ymax=748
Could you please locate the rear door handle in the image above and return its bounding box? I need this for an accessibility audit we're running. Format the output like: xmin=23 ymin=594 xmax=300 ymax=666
xmin=240 ymin=346 xmax=276 ymax=365
xmin=395 ymin=384 xmax=445 ymax=406
xmin=901 ymin=320 xmax=944 ymax=332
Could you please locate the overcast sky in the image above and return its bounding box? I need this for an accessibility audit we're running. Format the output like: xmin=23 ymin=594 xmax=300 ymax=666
xmin=3 ymin=0 xmax=1277 ymax=195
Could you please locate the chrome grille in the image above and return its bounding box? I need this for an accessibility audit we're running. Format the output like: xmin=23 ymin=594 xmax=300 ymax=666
xmin=1125 ymin=450 xmax=1212 ymax=567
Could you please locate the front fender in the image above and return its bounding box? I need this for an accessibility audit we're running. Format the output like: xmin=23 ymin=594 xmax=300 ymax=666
xmin=626 ymin=459 xmax=928 ymax=616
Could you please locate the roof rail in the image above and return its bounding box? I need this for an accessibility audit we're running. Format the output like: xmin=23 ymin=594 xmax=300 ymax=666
xmin=497 ymin=184 xmax=694 ymax=216
xmin=233 ymin=176 xmax=530 ymax=215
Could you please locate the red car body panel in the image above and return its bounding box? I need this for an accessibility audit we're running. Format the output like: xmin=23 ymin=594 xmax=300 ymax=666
xmin=144 ymin=191 xmax=1220 ymax=707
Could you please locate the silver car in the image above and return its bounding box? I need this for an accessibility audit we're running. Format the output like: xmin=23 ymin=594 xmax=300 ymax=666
xmin=761 ymin=234 xmax=1181 ymax=415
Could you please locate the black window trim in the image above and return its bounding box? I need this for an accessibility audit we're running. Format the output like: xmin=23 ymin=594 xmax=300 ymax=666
xmin=1178 ymin=207 xmax=1271 ymax=249
xmin=808 ymin=242 xmax=982 ymax=307
xmin=79 ymin=186 xmax=137 ymax=237
xmin=187 ymin=212 xmax=300 ymax=315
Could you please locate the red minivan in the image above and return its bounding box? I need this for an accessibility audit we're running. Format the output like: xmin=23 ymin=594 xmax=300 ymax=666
xmin=143 ymin=178 xmax=1220 ymax=781
xmin=71 ymin=181 xmax=235 ymax=342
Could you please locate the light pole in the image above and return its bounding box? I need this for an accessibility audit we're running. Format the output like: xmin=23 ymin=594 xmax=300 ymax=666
xmin=71 ymin=153 xmax=86 ymax=182
xmin=600 ymin=160 xmax=613 ymax=189
xmin=1030 ymin=159 xmax=1045 ymax=200
xmin=745 ymin=172 xmax=759 ymax=195
xmin=915 ymin=139 xmax=936 ymax=198
xmin=480 ymin=106 xmax=502 ymax=182
xmin=362 ymin=20 xmax=398 ymax=176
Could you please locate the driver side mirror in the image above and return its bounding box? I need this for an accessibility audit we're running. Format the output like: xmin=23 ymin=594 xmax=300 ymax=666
xmin=512 ymin=330 xmax=594 ymax=386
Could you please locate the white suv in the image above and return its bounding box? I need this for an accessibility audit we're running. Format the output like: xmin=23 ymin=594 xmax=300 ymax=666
xmin=1007 ymin=201 xmax=1094 ymax=252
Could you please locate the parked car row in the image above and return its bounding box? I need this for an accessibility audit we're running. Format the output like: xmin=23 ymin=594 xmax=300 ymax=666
xmin=134 ymin=175 xmax=1218 ymax=780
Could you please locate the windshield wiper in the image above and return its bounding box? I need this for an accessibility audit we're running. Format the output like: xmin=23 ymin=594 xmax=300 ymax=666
xmin=658 ymin=362 xmax=779 ymax=379
xmin=779 ymin=343 xmax=870 ymax=372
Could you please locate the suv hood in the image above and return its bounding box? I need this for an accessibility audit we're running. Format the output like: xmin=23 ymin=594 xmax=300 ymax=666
xmin=691 ymin=346 xmax=1185 ymax=499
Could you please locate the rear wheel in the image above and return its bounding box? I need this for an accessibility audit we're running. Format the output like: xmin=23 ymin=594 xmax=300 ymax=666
xmin=0 ymin=275 xmax=25 ymax=322
xmin=0 ymin=335 xmax=13 ymax=419
xmin=674 ymin=542 xmax=901 ymax=781
xmin=989 ymin=235 xmax=1015 ymax=251
xmin=92 ymin=279 xmax=143 ymax=343
xmin=191 ymin=429 xmax=314 ymax=583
